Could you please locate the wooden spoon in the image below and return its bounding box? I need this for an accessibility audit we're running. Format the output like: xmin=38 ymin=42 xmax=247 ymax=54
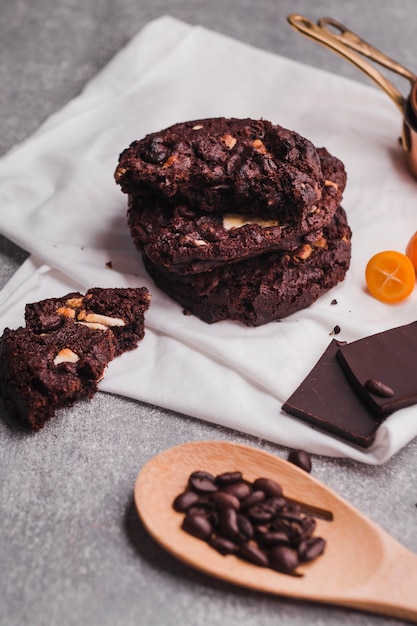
xmin=134 ymin=440 xmax=417 ymax=623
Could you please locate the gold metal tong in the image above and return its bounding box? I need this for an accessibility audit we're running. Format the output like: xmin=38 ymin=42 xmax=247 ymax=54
xmin=287 ymin=15 xmax=417 ymax=178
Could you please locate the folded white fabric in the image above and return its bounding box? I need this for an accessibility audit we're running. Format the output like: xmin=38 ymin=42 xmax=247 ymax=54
xmin=1 ymin=16 xmax=417 ymax=464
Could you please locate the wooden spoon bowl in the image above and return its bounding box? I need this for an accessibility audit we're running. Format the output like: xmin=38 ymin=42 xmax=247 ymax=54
xmin=134 ymin=440 xmax=417 ymax=623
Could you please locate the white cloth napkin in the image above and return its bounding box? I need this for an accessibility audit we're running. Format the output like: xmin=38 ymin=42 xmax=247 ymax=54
xmin=1 ymin=16 xmax=417 ymax=464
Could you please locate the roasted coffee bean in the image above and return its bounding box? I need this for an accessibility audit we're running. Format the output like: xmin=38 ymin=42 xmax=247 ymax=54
xmin=364 ymin=378 xmax=394 ymax=398
xmin=269 ymin=545 xmax=300 ymax=574
xmin=247 ymin=503 xmax=275 ymax=523
xmin=218 ymin=507 xmax=243 ymax=542
xmin=271 ymin=514 xmax=309 ymax=544
xmin=181 ymin=513 xmax=213 ymax=540
xmin=252 ymin=477 xmax=283 ymax=498
xmin=287 ymin=449 xmax=312 ymax=473
xmin=208 ymin=536 xmax=239 ymax=555
xmin=215 ymin=471 xmax=243 ymax=486
xmin=256 ymin=530 xmax=290 ymax=547
xmin=237 ymin=514 xmax=254 ymax=540
xmin=239 ymin=542 xmax=269 ymax=567
xmin=264 ymin=496 xmax=286 ymax=515
xmin=240 ymin=490 xmax=265 ymax=510
xmin=174 ymin=469 xmax=328 ymax=577
xmin=223 ymin=481 xmax=252 ymax=500
xmin=298 ymin=536 xmax=326 ymax=562
xmin=300 ymin=515 xmax=316 ymax=539
xmin=210 ymin=491 xmax=240 ymax=510
xmin=172 ymin=490 xmax=200 ymax=512
xmin=188 ymin=470 xmax=218 ymax=493
xmin=187 ymin=502 xmax=215 ymax=517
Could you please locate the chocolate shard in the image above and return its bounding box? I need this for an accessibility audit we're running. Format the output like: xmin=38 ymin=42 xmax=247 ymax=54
xmin=336 ymin=321 xmax=417 ymax=417
xmin=282 ymin=339 xmax=382 ymax=449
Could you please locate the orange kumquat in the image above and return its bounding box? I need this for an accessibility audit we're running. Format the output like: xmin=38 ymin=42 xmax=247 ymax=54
xmin=365 ymin=250 xmax=415 ymax=304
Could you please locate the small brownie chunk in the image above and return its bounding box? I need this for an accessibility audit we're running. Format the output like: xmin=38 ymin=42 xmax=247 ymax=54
xmin=0 ymin=287 xmax=150 ymax=430
xmin=282 ymin=340 xmax=382 ymax=448
xmin=0 ymin=325 xmax=115 ymax=431
xmin=336 ymin=321 xmax=417 ymax=417
xmin=25 ymin=287 xmax=151 ymax=356
xmin=144 ymin=206 xmax=351 ymax=326
xmin=115 ymin=118 xmax=328 ymax=220
xmin=126 ymin=147 xmax=346 ymax=275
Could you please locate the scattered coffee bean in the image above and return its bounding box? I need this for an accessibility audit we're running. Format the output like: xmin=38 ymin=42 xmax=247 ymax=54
xmin=237 ymin=514 xmax=254 ymax=540
xmin=218 ymin=507 xmax=243 ymax=543
xmin=256 ymin=529 xmax=289 ymax=547
xmin=210 ymin=491 xmax=240 ymax=510
xmin=269 ymin=545 xmax=300 ymax=574
xmin=239 ymin=542 xmax=269 ymax=567
xmin=208 ymin=536 xmax=239 ymax=555
xmin=215 ymin=471 xmax=243 ymax=486
xmin=264 ymin=496 xmax=286 ymax=514
xmin=187 ymin=501 xmax=215 ymax=516
xmin=364 ymin=378 xmax=394 ymax=398
xmin=172 ymin=490 xmax=200 ymax=512
xmin=252 ymin=477 xmax=283 ymax=497
xmin=173 ymin=469 xmax=327 ymax=577
xmin=188 ymin=470 xmax=218 ymax=493
xmin=181 ymin=513 xmax=213 ymax=540
xmin=287 ymin=449 xmax=312 ymax=473
xmin=298 ymin=536 xmax=326 ymax=562
xmin=247 ymin=503 xmax=275 ymax=523
xmin=223 ymin=481 xmax=252 ymax=500
xmin=240 ymin=490 xmax=265 ymax=510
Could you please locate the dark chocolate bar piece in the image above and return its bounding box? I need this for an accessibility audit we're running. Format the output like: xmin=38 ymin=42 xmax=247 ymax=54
xmin=336 ymin=321 xmax=417 ymax=417
xmin=282 ymin=340 xmax=382 ymax=448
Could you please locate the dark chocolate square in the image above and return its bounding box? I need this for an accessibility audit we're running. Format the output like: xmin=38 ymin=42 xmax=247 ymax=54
xmin=282 ymin=339 xmax=382 ymax=448
xmin=336 ymin=321 xmax=417 ymax=417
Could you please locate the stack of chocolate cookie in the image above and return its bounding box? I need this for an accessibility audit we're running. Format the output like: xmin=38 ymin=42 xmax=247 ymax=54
xmin=115 ymin=118 xmax=351 ymax=326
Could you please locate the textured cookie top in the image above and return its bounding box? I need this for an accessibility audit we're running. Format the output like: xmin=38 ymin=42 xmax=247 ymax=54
xmin=115 ymin=118 xmax=328 ymax=219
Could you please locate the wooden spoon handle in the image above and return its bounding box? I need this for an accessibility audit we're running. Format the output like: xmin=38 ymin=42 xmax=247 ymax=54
xmin=342 ymin=532 xmax=417 ymax=622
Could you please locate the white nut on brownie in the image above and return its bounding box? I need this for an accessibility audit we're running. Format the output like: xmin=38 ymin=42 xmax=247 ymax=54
xmin=77 ymin=311 xmax=126 ymax=327
xmin=53 ymin=348 xmax=80 ymax=365
xmin=223 ymin=213 xmax=279 ymax=230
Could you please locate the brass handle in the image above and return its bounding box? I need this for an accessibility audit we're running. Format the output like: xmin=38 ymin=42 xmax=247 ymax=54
xmin=287 ymin=14 xmax=411 ymax=113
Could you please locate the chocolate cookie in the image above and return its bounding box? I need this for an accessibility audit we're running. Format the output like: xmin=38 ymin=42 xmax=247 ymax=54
xmin=0 ymin=287 xmax=151 ymax=430
xmin=115 ymin=118 xmax=337 ymax=222
xmin=143 ymin=206 xmax=351 ymax=326
xmin=126 ymin=147 xmax=346 ymax=274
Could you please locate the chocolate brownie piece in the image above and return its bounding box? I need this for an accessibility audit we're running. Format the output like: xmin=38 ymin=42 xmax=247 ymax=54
xmin=0 ymin=287 xmax=151 ymax=430
xmin=25 ymin=287 xmax=151 ymax=356
xmin=143 ymin=206 xmax=351 ymax=326
xmin=0 ymin=325 xmax=115 ymax=431
xmin=126 ymin=147 xmax=346 ymax=274
xmin=115 ymin=118 xmax=333 ymax=221
xmin=336 ymin=321 xmax=417 ymax=417
xmin=282 ymin=340 xmax=381 ymax=448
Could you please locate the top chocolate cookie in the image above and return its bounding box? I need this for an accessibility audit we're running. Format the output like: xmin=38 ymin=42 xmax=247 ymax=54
xmin=115 ymin=118 xmax=331 ymax=220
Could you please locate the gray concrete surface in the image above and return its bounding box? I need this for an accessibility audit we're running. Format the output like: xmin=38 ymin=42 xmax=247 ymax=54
xmin=1 ymin=1 xmax=417 ymax=625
